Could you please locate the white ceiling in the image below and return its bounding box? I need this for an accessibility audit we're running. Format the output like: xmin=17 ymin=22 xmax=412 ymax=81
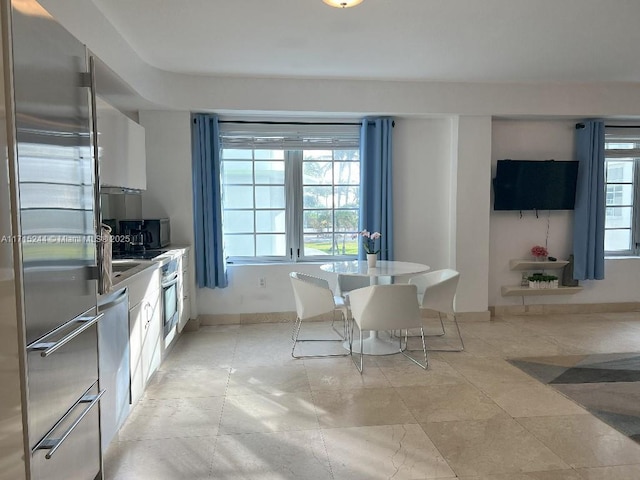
xmin=89 ymin=0 xmax=640 ymax=83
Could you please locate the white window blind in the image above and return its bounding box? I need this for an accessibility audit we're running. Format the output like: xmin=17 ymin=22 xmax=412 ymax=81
xmin=605 ymin=130 xmax=640 ymax=157
xmin=219 ymin=122 xmax=360 ymax=150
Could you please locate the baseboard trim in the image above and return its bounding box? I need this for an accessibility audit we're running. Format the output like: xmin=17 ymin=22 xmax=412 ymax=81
xmin=491 ymin=302 xmax=640 ymax=317
xmin=198 ymin=309 xmax=491 ymax=326
xmin=199 ymin=312 xmax=298 ymax=326
xmin=456 ymin=311 xmax=491 ymax=322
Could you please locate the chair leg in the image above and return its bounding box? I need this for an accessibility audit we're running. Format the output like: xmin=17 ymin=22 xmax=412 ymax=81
xmin=331 ymin=312 xmax=345 ymax=340
xmin=291 ymin=315 xmax=303 ymax=356
xmin=342 ymin=310 xmax=350 ymax=345
xmin=330 ymin=308 xmax=350 ymax=341
xmin=290 ymin=314 xmax=300 ymax=341
xmin=349 ymin=323 xmax=364 ymax=374
xmin=436 ymin=313 xmax=447 ymax=337
xmin=291 ymin=315 xmax=350 ymax=359
xmin=400 ymin=327 xmax=428 ymax=369
xmin=403 ymin=313 xmax=465 ymax=352
xmin=292 ymin=312 xmax=345 ymax=342
xmin=398 ymin=312 xmax=445 ymax=338
xmin=425 ymin=314 xmax=465 ymax=352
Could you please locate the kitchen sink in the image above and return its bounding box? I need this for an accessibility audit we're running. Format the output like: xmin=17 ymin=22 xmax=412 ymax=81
xmin=111 ymin=260 xmax=155 ymax=283
xmin=112 ymin=261 xmax=142 ymax=273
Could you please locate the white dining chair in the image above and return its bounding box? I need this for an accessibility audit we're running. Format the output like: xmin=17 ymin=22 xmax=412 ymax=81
xmin=408 ymin=269 xmax=464 ymax=351
xmin=337 ymin=274 xmax=395 ymax=298
xmin=289 ymin=272 xmax=350 ymax=359
xmin=348 ymin=284 xmax=428 ymax=373
xmin=336 ymin=274 xmax=370 ymax=297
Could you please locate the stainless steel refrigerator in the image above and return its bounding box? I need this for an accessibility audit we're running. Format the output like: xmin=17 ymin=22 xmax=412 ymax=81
xmin=2 ymin=0 xmax=103 ymax=478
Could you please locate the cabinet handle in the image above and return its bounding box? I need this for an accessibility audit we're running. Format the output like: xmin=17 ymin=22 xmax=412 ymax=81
xmin=144 ymin=301 xmax=152 ymax=328
xmin=29 ymin=312 xmax=104 ymax=358
xmin=33 ymin=384 xmax=104 ymax=459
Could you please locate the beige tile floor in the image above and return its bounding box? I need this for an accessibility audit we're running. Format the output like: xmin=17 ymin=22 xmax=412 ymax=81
xmin=104 ymin=312 xmax=640 ymax=479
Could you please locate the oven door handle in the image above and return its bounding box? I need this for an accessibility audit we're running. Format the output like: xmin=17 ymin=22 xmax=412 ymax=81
xmin=161 ymin=274 xmax=179 ymax=289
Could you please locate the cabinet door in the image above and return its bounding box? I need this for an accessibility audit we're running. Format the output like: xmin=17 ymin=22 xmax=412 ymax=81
xmin=96 ymin=97 xmax=146 ymax=190
xmin=141 ymin=288 xmax=162 ymax=384
xmin=126 ymin=119 xmax=146 ymax=190
xmin=128 ymin=301 xmax=144 ymax=405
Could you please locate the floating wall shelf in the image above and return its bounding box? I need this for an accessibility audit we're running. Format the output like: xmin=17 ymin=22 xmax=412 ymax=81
xmin=501 ymin=259 xmax=581 ymax=297
xmin=501 ymin=285 xmax=583 ymax=296
xmin=509 ymin=260 xmax=569 ymax=270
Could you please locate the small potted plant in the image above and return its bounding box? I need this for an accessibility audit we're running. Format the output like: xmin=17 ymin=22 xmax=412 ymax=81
xmin=531 ymin=245 xmax=548 ymax=261
xmin=360 ymin=230 xmax=381 ymax=267
xmin=528 ymin=273 xmax=558 ymax=289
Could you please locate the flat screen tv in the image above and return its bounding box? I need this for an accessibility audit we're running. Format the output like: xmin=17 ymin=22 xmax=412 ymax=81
xmin=493 ymin=160 xmax=579 ymax=211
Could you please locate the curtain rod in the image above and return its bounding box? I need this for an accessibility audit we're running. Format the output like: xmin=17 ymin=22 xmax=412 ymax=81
xmin=575 ymin=123 xmax=640 ymax=129
xmin=217 ymin=120 xmax=395 ymax=127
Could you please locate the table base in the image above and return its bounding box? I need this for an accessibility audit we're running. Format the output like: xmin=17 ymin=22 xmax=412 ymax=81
xmin=343 ymin=331 xmax=404 ymax=356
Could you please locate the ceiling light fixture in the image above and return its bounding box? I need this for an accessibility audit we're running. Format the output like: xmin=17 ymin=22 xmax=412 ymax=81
xmin=323 ymin=0 xmax=364 ymax=8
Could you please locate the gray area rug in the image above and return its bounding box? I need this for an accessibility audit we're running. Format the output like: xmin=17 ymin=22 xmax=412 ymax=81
xmin=509 ymin=352 xmax=640 ymax=443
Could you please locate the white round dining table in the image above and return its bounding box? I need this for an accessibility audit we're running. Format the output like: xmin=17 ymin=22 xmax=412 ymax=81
xmin=320 ymin=260 xmax=430 ymax=355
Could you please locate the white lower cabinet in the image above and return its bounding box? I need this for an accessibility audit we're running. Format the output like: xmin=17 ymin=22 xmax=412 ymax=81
xmin=127 ymin=267 xmax=162 ymax=405
xmin=140 ymin=289 xmax=162 ymax=381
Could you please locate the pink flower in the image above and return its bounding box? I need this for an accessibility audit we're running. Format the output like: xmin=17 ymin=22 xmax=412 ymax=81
xmin=360 ymin=230 xmax=382 ymax=254
xmin=531 ymin=245 xmax=548 ymax=257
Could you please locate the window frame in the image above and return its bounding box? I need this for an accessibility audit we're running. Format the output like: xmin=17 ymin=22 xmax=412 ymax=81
xmin=219 ymin=123 xmax=361 ymax=264
xmin=298 ymin=149 xmax=361 ymax=262
xmin=604 ymin=132 xmax=640 ymax=256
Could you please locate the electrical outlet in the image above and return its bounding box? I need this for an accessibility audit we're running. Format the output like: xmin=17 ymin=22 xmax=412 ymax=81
xmin=259 ymin=277 xmax=266 ymax=288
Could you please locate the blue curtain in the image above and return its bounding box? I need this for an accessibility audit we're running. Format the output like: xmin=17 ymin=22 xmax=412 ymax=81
xmin=191 ymin=114 xmax=228 ymax=288
xmin=573 ymin=120 xmax=605 ymax=280
xmin=359 ymin=118 xmax=394 ymax=260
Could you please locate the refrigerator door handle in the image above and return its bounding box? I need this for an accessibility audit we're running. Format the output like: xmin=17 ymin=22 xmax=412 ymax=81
xmin=88 ymin=55 xmax=104 ymax=295
xmin=29 ymin=312 xmax=104 ymax=358
xmin=33 ymin=386 xmax=105 ymax=459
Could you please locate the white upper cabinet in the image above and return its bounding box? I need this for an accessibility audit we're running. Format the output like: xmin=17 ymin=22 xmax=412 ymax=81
xmin=96 ymin=97 xmax=146 ymax=190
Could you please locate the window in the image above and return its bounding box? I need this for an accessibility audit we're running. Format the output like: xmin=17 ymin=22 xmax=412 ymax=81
xmin=604 ymin=130 xmax=640 ymax=255
xmin=220 ymin=123 xmax=360 ymax=262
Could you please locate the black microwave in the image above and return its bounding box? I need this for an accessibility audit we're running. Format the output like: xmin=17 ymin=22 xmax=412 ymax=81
xmin=119 ymin=218 xmax=170 ymax=249
xmin=141 ymin=218 xmax=170 ymax=249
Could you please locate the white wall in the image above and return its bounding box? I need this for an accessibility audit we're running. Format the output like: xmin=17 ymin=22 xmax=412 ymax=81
xmin=141 ymin=112 xmax=640 ymax=317
xmin=139 ymin=111 xmax=193 ymax=244
xmin=489 ymin=119 xmax=640 ymax=306
xmin=139 ymin=113 xmax=474 ymax=315
xmin=392 ymin=118 xmax=453 ymax=267
xmin=455 ymin=116 xmax=492 ymax=312
xmin=139 ymin=110 xmax=197 ymax=315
